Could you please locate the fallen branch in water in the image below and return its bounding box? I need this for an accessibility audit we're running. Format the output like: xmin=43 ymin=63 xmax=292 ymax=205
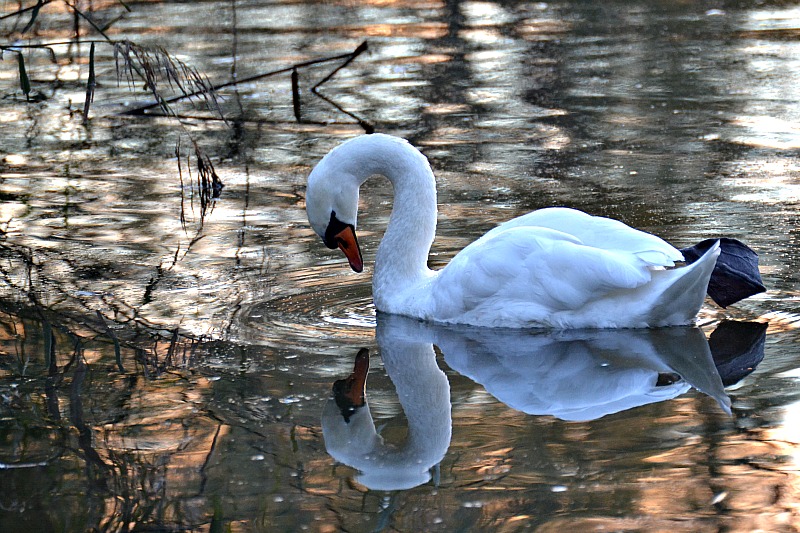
xmin=3 ymin=1 xmax=228 ymax=233
xmin=121 ymin=41 xmax=374 ymax=132
xmin=114 ymin=39 xmax=224 ymax=120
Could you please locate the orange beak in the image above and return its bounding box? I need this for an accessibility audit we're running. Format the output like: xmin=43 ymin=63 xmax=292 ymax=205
xmin=334 ymin=225 xmax=363 ymax=273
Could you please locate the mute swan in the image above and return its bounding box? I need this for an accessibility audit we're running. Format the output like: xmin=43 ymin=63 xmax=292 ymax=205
xmin=306 ymin=134 xmax=764 ymax=328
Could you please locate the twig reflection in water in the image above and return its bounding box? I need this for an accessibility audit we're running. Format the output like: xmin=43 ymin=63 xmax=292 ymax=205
xmin=323 ymin=314 xmax=766 ymax=491
xmin=0 ymin=301 xmax=216 ymax=523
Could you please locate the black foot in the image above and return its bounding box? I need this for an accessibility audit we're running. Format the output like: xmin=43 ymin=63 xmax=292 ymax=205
xmin=681 ymin=238 xmax=766 ymax=308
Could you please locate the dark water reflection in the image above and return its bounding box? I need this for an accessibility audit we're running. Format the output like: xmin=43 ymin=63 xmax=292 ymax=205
xmin=2 ymin=0 xmax=800 ymax=530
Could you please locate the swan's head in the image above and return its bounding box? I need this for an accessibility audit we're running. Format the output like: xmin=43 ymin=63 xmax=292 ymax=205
xmin=306 ymin=139 xmax=366 ymax=272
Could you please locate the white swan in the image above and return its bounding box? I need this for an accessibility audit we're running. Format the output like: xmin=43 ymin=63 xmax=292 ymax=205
xmin=306 ymin=134 xmax=728 ymax=328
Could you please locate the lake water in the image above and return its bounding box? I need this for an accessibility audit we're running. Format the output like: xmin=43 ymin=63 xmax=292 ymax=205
xmin=1 ymin=0 xmax=800 ymax=530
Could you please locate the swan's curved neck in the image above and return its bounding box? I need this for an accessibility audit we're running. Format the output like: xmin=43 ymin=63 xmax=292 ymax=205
xmin=358 ymin=138 xmax=438 ymax=301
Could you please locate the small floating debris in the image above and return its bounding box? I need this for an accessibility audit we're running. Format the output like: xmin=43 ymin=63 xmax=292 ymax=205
xmin=711 ymin=491 xmax=728 ymax=505
xmin=279 ymin=396 xmax=305 ymax=405
xmin=462 ymin=501 xmax=484 ymax=508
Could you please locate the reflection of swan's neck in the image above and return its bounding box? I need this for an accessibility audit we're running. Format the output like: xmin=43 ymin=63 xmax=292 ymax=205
xmin=380 ymin=339 xmax=451 ymax=456
xmin=356 ymin=138 xmax=438 ymax=307
xmin=323 ymin=334 xmax=451 ymax=491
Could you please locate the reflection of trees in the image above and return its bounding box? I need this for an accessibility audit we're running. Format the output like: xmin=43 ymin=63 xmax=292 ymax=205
xmin=0 ymin=235 xmax=214 ymax=345
xmin=0 ymin=316 xmax=204 ymax=529
xmin=0 ymin=222 xmax=232 ymax=529
xmin=0 ymin=245 xmax=287 ymax=530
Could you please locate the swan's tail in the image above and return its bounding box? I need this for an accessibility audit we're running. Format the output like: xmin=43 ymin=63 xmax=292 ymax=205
xmin=645 ymin=240 xmax=721 ymax=326
xmin=680 ymin=238 xmax=766 ymax=308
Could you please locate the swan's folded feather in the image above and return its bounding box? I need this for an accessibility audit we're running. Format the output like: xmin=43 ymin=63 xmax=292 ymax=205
xmin=436 ymin=225 xmax=654 ymax=315
xmin=482 ymin=207 xmax=683 ymax=268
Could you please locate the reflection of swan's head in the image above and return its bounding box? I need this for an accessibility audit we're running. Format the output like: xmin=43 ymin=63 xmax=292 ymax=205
xmin=321 ymin=336 xmax=452 ymax=491
xmin=330 ymin=348 xmax=369 ymax=423
xmin=321 ymin=386 xmax=439 ymax=491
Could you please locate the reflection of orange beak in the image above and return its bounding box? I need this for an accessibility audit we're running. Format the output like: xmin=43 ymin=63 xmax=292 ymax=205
xmin=344 ymin=348 xmax=370 ymax=406
xmin=334 ymin=225 xmax=363 ymax=273
xmin=332 ymin=348 xmax=370 ymax=422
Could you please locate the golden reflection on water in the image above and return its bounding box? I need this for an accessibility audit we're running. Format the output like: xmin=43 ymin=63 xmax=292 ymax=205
xmin=731 ymin=116 xmax=800 ymax=150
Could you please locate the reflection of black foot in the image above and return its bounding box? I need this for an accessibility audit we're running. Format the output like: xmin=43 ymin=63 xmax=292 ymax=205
xmin=332 ymin=348 xmax=370 ymax=423
xmin=656 ymin=372 xmax=682 ymax=386
xmin=709 ymin=320 xmax=768 ymax=386
xmin=681 ymin=238 xmax=766 ymax=308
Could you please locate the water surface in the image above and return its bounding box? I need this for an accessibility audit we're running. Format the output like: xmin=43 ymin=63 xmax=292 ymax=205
xmin=1 ymin=0 xmax=800 ymax=530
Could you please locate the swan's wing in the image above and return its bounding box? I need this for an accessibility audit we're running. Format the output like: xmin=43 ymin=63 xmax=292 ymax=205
xmin=479 ymin=207 xmax=683 ymax=267
xmin=434 ymin=225 xmax=657 ymax=316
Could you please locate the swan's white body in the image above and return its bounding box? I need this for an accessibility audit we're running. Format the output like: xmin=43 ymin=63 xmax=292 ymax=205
xmin=306 ymin=134 xmax=721 ymax=328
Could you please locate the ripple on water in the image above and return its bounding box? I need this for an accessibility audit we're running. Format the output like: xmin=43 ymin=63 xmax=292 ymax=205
xmin=241 ymin=274 xmax=377 ymax=349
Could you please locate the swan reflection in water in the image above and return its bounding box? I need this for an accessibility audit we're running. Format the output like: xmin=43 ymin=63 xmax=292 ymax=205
xmin=322 ymin=314 xmax=766 ymax=491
